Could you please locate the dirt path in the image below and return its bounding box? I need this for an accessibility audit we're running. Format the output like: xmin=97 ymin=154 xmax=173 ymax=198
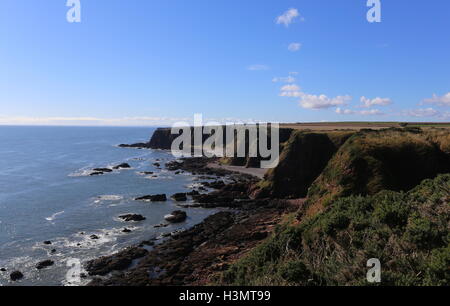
xmin=207 ymin=163 xmax=267 ymax=179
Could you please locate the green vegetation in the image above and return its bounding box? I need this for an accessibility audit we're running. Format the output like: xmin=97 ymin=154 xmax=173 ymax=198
xmin=220 ymin=174 xmax=450 ymax=286
xmin=307 ymin=128 xmax=450 ymax=209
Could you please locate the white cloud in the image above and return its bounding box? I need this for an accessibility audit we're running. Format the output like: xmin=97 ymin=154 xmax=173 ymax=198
xmin=280 ymin=91 xmax=303 ymax=98
xmin=289 ymin=71 xmax=299 ymax=75
xmin=423 ymin=92 xmax=450 ymax=107
xmin=272 ymin=76 xmax=296 ymax=83
xmin=360 ymin=96 xmax=392 ymax=108
xmin=336 ymin=108 xmax=384 ymax=116
xmin=247 ymin=64 xmax=269 ymax=71
xmin=288 ymin=43 xmax=302 ymax=52
xmin=280 ymin=84 xmax=300 ymax=92
xmin=401 ymin=108 xmax=439 ymax=118
xmin=299 ymin=94 xmax=352 ymax=110
xmin=276 ymin=8 xmax=302 ymax=27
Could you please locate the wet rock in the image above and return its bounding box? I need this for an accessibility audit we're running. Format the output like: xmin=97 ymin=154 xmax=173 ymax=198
xmin=119 ymin=214 xmax=146 ymax=222
xmin=90 ymin=172 xmax=104 ymax=176
xmin=36 ymin=260 xmax=54 ymax=270
xmin=164 ymin=210 xmax=187 ymax=223
xmin=10 ymin=271 xmax=23 ymax=281
xmin=122 ymin=228 xmax=132 ymax=233
xmin=0 ymin=268 xmax=6 ymax=272
xmin=171 ymin=193 xmax=187 ymax=202
xmin=93 ymin=168 xmax=113 ymax=173
xmin=140 ymin=171 xmax=154 ymax=175
xmin=85 ymin=247 xmax=148 ymax=276
xmin=118 ymin=143 xmax=149 ymax=148
xmin=43 ymin=240 xmax=52 ymax=245
xmin=51 ymin=249 xmax=57 ymax=254
xmin=90 ymin=234 xmax=100 ymax=240
xmin=135 ymin=194 xmax=167 ymax=202
xmin=187 ymin=190 xmax=200 ymax=196
xmin=113 ymin=163 xmax=131 ymax=169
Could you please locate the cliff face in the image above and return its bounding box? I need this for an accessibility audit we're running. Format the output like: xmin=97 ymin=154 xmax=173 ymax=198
xmin=148 ymin=128 xmax=177 ymax=149
xmin=251 ymin=130 xmax=354 ymax=199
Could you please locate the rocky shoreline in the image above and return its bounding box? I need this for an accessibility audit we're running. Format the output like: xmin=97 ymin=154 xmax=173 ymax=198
xmin=85 ymin=157 xmax=296 ymax=286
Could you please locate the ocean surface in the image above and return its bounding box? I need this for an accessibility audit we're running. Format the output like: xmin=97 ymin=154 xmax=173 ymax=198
xmin=0 ymin=126 xmax=221 ymax=286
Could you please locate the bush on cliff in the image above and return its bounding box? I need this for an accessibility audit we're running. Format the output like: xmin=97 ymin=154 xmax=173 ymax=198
xmin=220 ymin=174 xmax=450 ymax=286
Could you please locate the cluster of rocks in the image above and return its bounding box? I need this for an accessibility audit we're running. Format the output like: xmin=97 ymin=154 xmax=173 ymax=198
xmin=90 ymin=163 xmax=131 ymax=176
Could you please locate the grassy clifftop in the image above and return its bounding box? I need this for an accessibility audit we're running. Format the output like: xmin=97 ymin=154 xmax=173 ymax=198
xmin=220 ymin=174 xmax=450 ymax=286
xmin=306 ymin=129 xmax=450 ymax=213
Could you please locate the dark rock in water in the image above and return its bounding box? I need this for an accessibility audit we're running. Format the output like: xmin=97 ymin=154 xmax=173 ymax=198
xmin=135 ymin=194 xmax=167 ymax=202
xmin=90 ymin=234 xmax=100 ymax=240
xmin=153 ymin=163 xmax=161 ymax=167
xmin=119 ymin=214 xmax=146 ymax=222
xmin=113 ymin=163 xmax=131 ymax=169
xmin=43 ymin=240 xmax=52 ymax=245
xmin=0 ymin=268 xmax=6 ymax=272
xmin=90 ymin=172 xmax=104 ymax=176
xmin=93 ymin=168 xmax=113 ymax=173
xmin=51 ymin=249 xmax=56 ymax=254
xmin=85 ymin=247 xmax=148 ymax=276
xmin=122 ymin=228 xmax=132 ymax=233
xmin=36 ymin=260 xmax=54 ymax=270
xmin=154 ymin=223 xmax=169 ymax=228
xmin=119 ymin=143 xmax=149 ymax=148
xmin=140 ymin=171 xmax=154 ymax=175
xmin=166 ymin=161 xmax=183 ymax=171
xmin=187 ymin=190 xmax=200 ymax=196
xmin=171 ymin=193 xmax=187 ymax=202
xmin=174 ymin=171 xmax=181 ymax=175
xmin=10 ymin=271 xmax=23 ymax=281
xmin=165 ymin=210 xmax=187 ymax=223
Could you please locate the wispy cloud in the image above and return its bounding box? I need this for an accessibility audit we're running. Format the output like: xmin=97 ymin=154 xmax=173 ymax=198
xmin=272 ymin=76 xmax=296 ymax=83
xmin=247 ymin=64 xmax=269 ymax=71
xmin=423 ymin=92 xmax=450 ymax=107
xmin=288 ymin=43 xmax=302 ymax=52
xmin=276 ymin=8 xmax=303 ymax=27
xmin=336 ymin=108 xmax=384 ymax=116
xmin=360 ymin=96 xmax=392 ymax=108
xmin=280 ymin=84 xmax=301 ymax=92
xmin=401 ymin=108 xmax=439 ymax=118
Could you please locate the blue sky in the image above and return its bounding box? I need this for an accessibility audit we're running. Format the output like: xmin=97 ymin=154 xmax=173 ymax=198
xmin=1 ymin=0 xmax=449 ymax=126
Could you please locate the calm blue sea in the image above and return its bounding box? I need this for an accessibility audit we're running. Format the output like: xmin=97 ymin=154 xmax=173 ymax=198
xmin=0 ymin=126 xmax=220 ymax=286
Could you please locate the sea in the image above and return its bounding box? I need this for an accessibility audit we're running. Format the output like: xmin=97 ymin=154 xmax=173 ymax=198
xmin=0 ymin=126 xmax=221 ymax=286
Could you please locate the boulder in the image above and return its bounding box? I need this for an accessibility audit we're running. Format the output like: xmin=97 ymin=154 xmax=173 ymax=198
xmin=171 ymin=193 xmax=187 ymax=202
xmin=10 ymin=271 xmax=23 ymax=281
xmin=90 ymin=234 xmax=100 ymax=240
xmin=36 ymin=260 xmax=54 ymax=270
xmin=43 ymin=240 xmax=52 ymax=245
xmin=164 ymin=210 xmax=187 ymax=223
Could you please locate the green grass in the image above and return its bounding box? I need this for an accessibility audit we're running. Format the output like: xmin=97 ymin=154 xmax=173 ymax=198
xmin=220 ymin=174 xmax=450 ymax=286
